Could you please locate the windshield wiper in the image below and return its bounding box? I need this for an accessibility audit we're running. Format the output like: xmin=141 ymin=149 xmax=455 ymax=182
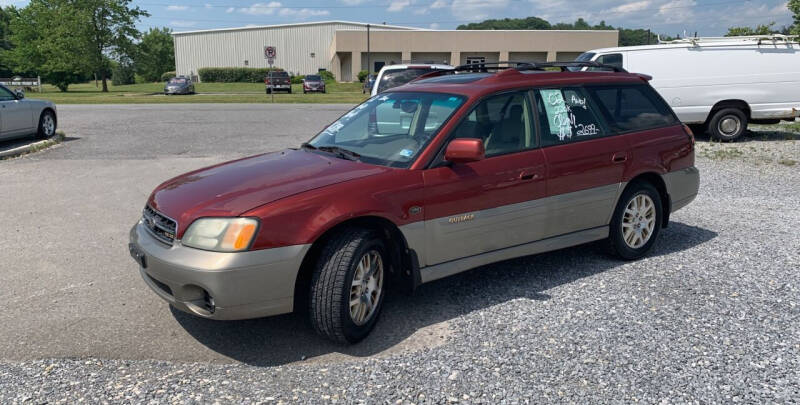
xmin=317 ymin=146 xmax=361 ymax=161
xmin=300 ymin=142 xmax=317 ymax=150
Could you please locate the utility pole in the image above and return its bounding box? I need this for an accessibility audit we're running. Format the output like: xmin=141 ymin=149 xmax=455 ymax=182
xmin=647 ymin=29 xmax=651 ymax=45
xmin=367 ymin=24 xmax=371 ymax=77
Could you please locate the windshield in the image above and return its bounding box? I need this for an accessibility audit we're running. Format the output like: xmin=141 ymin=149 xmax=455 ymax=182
xmin=307 ymin=92 xmax=466 ymax=168
xmin=169 ymin=78 xmax=187 ymax=84
xmin=305 ymin=75 xmax=321 ymax=81
xmin=377 ymin=68 xmax=440 ymax=93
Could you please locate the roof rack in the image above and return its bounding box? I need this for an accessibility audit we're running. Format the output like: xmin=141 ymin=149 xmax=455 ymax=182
xmin=411 ymin=60 xmax=626 ymax=83
xmin=658 ymin=34 xmax=799 ymax=45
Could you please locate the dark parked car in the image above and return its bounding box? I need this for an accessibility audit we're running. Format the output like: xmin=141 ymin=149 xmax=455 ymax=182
xmin=362 ymin=74 xmax=376 ymax=94
xmin=265 ymin=71 xmax=292 ymax=94
xmin=302 ymin=75 xmax=326 ymax=94
xmin=164 ymin=76 xmax=195 ymax=95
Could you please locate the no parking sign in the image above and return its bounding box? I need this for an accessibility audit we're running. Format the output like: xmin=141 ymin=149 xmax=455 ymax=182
xmin=264 ymin=46 xmax=276 ymax=65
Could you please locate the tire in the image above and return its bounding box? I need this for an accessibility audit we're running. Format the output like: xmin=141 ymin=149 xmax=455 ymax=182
xmin=708 ymin=108 xmax=747 ymax=141
xmin=309 ymin=228 xmax=387 ymax=344
xmin=288 ymin=88 xmax=292 ymax=94
xmin=607 ymin=181 xmax=663 ymax=260
xmin=37 ymin=110 xmax=56 ymax=139
xmin=303 ymin=90 xmax=307 ymax=94
xmin=266 ymin=88 xmax=272 ymax=94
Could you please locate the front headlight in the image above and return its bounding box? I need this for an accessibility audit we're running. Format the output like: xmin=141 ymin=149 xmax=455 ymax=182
xmin=182 ymin=217 xmax=259 ymax=252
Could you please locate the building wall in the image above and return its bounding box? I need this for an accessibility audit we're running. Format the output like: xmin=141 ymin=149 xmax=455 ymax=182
xmin=173 ymin=22 xmax=412 ymax=81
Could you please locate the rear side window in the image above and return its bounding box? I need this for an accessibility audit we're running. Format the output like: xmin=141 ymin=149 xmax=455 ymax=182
xmin=534 ymin=87 xmax=608 ymax=147
xmin=589 ymin=84 xmax=677 ymax=132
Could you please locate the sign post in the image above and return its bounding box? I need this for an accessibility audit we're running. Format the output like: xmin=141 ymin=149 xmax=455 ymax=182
xmin=265 ymin=46 xmax=276 ymax=103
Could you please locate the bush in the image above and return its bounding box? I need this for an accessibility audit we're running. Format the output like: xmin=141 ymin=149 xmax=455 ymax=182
xmin=112 ymin=63 xmax=136 ymax=86
xmin=318 ymin=70 xmax=335 ymax=83
xmin=291 ymin=75 xmax=305 ymax=84
xmin=160 ymin=71 xmax=176 ymax=82
xmin=198 ymin=67 xmax=284 ymax=83
xmin=357 ymin=70 xmax=369 ymax=83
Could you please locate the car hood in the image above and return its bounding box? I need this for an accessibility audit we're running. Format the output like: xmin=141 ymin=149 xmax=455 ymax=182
xmin=148 ymin=149 xmax=390 ymax=235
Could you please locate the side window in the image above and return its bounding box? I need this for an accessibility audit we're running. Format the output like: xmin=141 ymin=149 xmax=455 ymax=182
xmin=0 ymin=86 xmax=15 ymax=101
xmin=451 ymin=91 xmax=534 ymax=157
xmin=596 ymin=53 xmax=623 ymax=69
xmin=589 ymin=85 xmax=677 ymax=132
xmin=535 ymin=87 xmax=607 ymax=147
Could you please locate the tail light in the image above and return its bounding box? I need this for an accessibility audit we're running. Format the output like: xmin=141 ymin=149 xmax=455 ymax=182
xmin=681 ymin=123 xmax=695 ymax=146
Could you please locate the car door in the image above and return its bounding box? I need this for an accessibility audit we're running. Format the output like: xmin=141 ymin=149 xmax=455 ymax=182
xmin=422 ymin=90 xmax=547 ymax=266
xmin=0 ymin=86 xmax=33 ymax=137
xmin=533 ymin=86 xmax=628 ymax=238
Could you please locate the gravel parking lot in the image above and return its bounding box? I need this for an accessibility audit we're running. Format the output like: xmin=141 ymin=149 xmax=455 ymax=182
xmin=1 ymin=105 xmax=798 ymax=402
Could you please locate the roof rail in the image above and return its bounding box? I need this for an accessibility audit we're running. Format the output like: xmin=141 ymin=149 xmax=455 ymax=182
xmin=411 ymin=60 xmax=626 ymax=83
xmin=658 ymin=34 xmax=799 ymax=45
xmin=515 ymin=61 xmax=627 ymax=73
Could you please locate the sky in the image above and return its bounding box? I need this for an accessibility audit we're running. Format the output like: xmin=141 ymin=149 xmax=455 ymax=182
xmin=0 ymin=0 xmax=795 ymax=36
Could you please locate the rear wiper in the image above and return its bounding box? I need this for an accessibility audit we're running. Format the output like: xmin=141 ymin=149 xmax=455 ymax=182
xmin=317 ymin=146 xmax=361 ymax=161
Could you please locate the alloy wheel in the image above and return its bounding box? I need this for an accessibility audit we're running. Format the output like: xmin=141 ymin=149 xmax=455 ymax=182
xmin=621 ymin=194 xmax=656 ymax=249
xmin=349 ymin=250 xmax=383 ymax=326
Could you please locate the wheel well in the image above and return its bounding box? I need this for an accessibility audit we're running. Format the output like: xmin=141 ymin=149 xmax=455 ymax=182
xmin=707 ymin=99 xmax=751 ymax=123
xmin=292 ymin=216 xmax=418 ymax=313
xmin=627 ymin=173 xmax=671 ymax=228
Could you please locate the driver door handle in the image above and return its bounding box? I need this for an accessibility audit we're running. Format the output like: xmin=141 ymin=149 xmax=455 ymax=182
xmin=612 ymin=152 xmax=628 ymax=163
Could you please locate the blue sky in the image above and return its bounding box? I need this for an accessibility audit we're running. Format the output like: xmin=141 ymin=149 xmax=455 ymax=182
xmin=1 ymin=0 xmax=795 ymax=36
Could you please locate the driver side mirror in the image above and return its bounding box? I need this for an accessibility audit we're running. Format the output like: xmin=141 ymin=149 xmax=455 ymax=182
xmin=14 ymin=89 xmax=24 ymax=99
xmin=445 ymin=138 xmax=485 ymax=164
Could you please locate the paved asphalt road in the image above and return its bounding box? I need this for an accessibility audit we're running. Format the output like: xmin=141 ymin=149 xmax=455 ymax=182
xmin=1 ymin=104 xmax=798 ymax=402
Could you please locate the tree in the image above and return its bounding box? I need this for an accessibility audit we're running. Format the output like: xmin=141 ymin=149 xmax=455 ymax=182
xmin=75 ymin=0 xmax=149 ymax=92
xmin=725 ymin=23 xmax=776 ymax=36
xmin=457 ymin=16 xmax=672 ymax=46
xmin=7 ymin=1 xmax=91 ymax=91
xmin=0 ymin=6 xmax=16 ymax=76
xmin=790 ymin=0 xmax=800 ymax=35
xmin=134 ymin=27 xmax=175 ymax=82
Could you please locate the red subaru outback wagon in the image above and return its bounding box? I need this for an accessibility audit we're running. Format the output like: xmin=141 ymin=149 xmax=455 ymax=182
xmin=129 ymin=62 xmax=699 ymax=344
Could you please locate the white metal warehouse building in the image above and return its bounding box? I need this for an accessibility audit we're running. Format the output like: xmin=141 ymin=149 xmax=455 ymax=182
xmin=172 ymin=21 xmax=618 ymax=82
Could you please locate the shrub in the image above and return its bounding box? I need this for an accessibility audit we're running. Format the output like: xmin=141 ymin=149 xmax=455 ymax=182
xmin=318 ymin=70 xmax=335 ymax=83
xmin=112 ymin=63 xmax=136 ymax=86
xmin=291 ymin=75 xmax=305 ymax=84
xmin=160 ymin=71 xmax=176 ymax=82
xmin=198 ymin=67 xmax=284 ymax=82
xmin=357 ymin=70 xmax=369 ymax=83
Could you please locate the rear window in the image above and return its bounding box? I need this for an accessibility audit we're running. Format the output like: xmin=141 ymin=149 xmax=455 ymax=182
xmin=269 ymin=71 xmax=289 ymax=77
xmin=588 ymin=84 xmax=677 ymax=132
xmin=377 ymin=68 xmax=440 ymax=93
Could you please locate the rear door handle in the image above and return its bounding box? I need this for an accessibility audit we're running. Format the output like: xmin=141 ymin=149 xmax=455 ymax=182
xmin=519 ymin=171 xmax=541 ymax=181
xmin=612 ymin=152 xmax=628 ymax=163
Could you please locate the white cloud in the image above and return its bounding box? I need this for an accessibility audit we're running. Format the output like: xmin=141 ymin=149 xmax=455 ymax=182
xmin=429 ymin=22 xmax=441 ymax=29
xmin=278 ymin=8 xmax=331 ymax=18
xmin=340 ymin=0 xmax=368 ymax=4
xmin=656 ymin=0 xmax=696 ymax=23
xmin=388 ymin=0 xmax=411 ymax=12
xmin=451 ymin=0 xmax=509 ymax=20
xmin=238 ymin=1 xmax=282 ymax=15
xmin=166 ymin=5 xmax=189 ymax=11
xmin=170 ymin=20 xmax=197 ymax=28
xmin=204 ymin=3 xmax=213 ymax=9
xmin=611 ymin=0 xmax=651 ymax=14
xmin=226 ymin=7 xmax=234 ymax=13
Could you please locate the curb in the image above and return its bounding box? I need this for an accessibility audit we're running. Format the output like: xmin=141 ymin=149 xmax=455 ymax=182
xmin=0 ymin=131 xmax=65 ymax=160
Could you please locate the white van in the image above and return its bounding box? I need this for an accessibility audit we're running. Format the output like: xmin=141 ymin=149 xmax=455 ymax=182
xmin=577 ymin=35 xmax=800 ymax=140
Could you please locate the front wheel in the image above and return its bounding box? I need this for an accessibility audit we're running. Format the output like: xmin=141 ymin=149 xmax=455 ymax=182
xmin=708 ymin=108 xmax=747 ymax=141
xmin=37 ymin=110 xmax=56 ymax=139
xmin=607 ymin=181 xmax=663 ymax=260
xmin=309 ymin=228 xmax=387 ymax=344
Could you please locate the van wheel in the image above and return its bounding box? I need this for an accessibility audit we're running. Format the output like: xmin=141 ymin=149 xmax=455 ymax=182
xmin=309 ymin=228 xmax=386 ymax=344
xmin=708 ymin=108 xmax=747 ymax=141
xmin=607 ymin=181 xmax=663 ymax=260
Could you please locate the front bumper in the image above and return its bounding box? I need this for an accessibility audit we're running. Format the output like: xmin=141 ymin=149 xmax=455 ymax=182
xmin=165 ymin=87 xmax=189 ymax=94
xmin=129 ymin=222 xmax=310 ymax=320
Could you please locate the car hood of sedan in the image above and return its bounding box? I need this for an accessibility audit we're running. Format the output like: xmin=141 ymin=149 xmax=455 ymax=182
xmin=148 ymin=149 xmax=390 ymax=235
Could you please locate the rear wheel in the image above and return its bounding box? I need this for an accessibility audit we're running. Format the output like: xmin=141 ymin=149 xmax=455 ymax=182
xmin=37 ymin=110 xmax=56 ymax=139
xmin=708 ymin=108 xmax=747 ymax=141
xmin=309 ymin=228 xmax=386 ymax=344
xmin=607 ymin=181 xmax=663 ymax=260
xmin=266 ymin=87 xmax=272 ymax=94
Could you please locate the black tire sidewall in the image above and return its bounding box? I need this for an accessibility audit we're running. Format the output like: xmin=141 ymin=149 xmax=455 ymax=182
xmin=609 ymin=182 xmax=663 ymax=260
xmin=38 ymin=111 xmax=55 ymax=139
xmin=338 ymin=235 xmax=387 ymax=343
xmin=709 ymin=108 xmax=747 ymax=141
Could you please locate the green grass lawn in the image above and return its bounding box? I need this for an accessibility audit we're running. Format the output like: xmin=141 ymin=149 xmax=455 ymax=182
xmin=28 ymin=81 xmax=367 ymax=104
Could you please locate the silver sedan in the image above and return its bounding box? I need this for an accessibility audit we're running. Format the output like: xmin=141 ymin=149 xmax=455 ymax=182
xmin=0 ymin=85 xmax=57 ymax=141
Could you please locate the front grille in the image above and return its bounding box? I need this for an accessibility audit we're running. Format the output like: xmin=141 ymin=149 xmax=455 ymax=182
xmin=142 ymin=205 xmax=177 ymax=245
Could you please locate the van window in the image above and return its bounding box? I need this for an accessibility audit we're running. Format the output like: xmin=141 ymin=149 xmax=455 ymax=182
xmin=452 ymin=91 xmax=534 ymax=157
xmin=534 ymin=87 xmax=608 ymax=147
xmin=589 ymin=84 xmax=677 ymax=132
xmin=596 ymin=53 xmax=623 ymax=69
